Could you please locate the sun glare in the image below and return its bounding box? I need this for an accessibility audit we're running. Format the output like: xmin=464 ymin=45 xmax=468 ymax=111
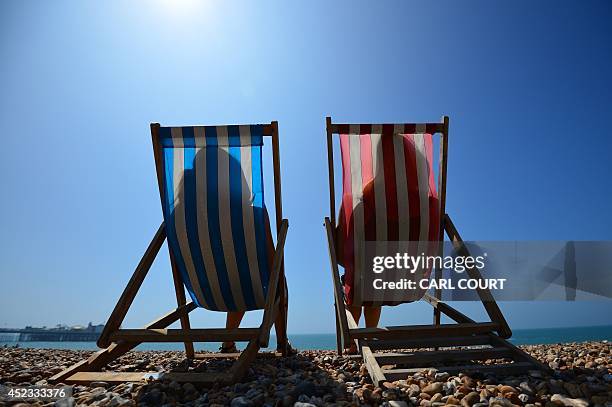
xmin=157 ymin=0 xmax=205 ymax=18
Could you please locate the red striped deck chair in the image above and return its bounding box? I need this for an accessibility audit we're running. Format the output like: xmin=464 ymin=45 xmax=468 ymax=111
xmin=52 ymin=121 xmax=289 ymax=386
xmin=324 ymin=116 xmax=548 ymax=385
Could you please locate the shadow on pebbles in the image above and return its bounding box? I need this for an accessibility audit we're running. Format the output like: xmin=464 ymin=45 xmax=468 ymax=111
xmin=0 ymin=341 xmax=610 ymax=407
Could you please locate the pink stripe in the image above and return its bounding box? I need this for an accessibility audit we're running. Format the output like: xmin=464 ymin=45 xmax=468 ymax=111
xmin=424 ymin=134 xmax=438 ymax=201
xmin=337 ymin=126 xmax=442 ymax=305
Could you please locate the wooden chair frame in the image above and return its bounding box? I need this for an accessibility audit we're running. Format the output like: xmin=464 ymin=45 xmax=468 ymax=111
xmin=325 ymin=116 xmax=549 ymax=385
xmin=51 ymin=121 xmax=289 ymax=385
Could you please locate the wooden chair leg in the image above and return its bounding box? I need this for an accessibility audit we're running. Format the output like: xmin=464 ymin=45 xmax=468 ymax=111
xmin=433 ymin=268 xmax=442 ymax=325
xmin=229 ymin=339 xmax=261 ymax=382
xmin=335 ymin=306 xmax=343 ymax=355
xmin=325 ymin=218 xmax=351 ymax=353
xmin=275 ymin=276 xmax=289 ymax=355
xmin=444 ymin=214 xmax=512 ymax=338
xmin=169 ymin=253 xmax=195 ymax=359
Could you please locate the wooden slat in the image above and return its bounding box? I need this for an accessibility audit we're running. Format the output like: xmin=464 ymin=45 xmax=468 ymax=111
xmin=383 ymin=362 xmax=533 ymax=381
xmin=269 ymin=121 xmax=289 ymax=353
xmin=262 ymin=124 xmax=274 ymax=135
xmin=324 ymin=218 xmax=351 ymax=350
xmin=373 ymin=347 xmax=514 ymax=366
xmin=350 ymin=322 xmax=499 ymax=340
xmin=326 ymin=117 xmax=337 ymax=228
xmin=194 ymin=352 xmax=241 ymax=359
xmin=148 ymin=302 xmax=198 ymax=328
xmin=152 ymin=123 xmax=274 ymax=136
xmin=193 ymin=351 xmax=280 ymax=360
xmin=169 ymin=251 xmax=195 ymax=358
xmin=49 ymin=359 xmax=91 ymax=384
xmin=258 ymin=219 xmax=288 ymax=347
xmin=423 ymin=293 xmax=475 ymax=324
xmin=444 ymin=214 xmax=512 ymax=338
xmin=228 ymin=339 xmax=261 ymax=382
xmin=151 ymin=123 xmax=195 ymax=358
xmin=362 ymin=345 xmax=387 ymax=386
xmin=66 ymin=371 xmax=232 ymax=384
xmin=434 ymin=115 xmax=449 ymax=325
xmin=109 ymin=328 xmax=260 ymax=342
xmin=364 ymin=335 xmax=492 ymax=351
xmin=330 ymin=123 xmax=446 ymax=134
xmin=324 ymin=117 xmax=347 ymax=353
xmin=488 ymin=334 xmax=552 ymax=373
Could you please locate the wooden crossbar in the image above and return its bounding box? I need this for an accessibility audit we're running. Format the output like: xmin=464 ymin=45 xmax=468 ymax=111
xmin=488 ymin=334 xmax=553 ymax=372
xmin=364 ymin=335 xmax=493 ymax=351
xmin=349 ymin=322 xmax=499 ymax=340
xmin=444 ymin=214 xmax=512 ymax=338
xmin=372 ymin=347 xmax=514 ymax=366
xmin=193 ymin=351 xmax=280 ymax=360
xmin=109 ymin=328 xmax=260 ymax=342
xmin=66 ymin=371 xmax=233 ymax=384
xmin=422 ymin=293 xmax=475 ymax=324
xmin=383 ymin=362 xmax=534 ymax=381
xmin=329 ymin=123 xmax=446 ymax=134
xmin=362 ymin=345 xmax=386 ymax=385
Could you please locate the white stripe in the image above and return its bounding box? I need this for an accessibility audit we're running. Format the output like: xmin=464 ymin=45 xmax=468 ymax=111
xmin=388 ymin=126 xmax=409 ymax=303
xmin=412 ymin=134 xmax=430 ymax=303
xmin=170 ymin=128 xmax=208 ymax=308
xmin=349 ymin=126 xmax=365 ymax=306
xmin=193 ymin=127 xmax=227 ymax=310
xmin=216 ymin=126 xmax=246 ymax=310
xmin=239 ymin=125 xmax=266 ymax=307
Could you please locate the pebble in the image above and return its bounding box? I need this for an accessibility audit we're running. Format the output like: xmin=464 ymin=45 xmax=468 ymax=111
xmin=550 ymin=394 xmax=589 ymax=407
xmin=230 ymin=396 xmax=253 ymax=407
xmin=435 ymin=372 xmax=451 ymax=381
xmin=423 ymin=382 xmax=445 ymax=395
xmin=0 ymin=341 xmax=609 ymax=406
xmin=461 ymin=391 xmax=480 ymax=407
xmin=489 ymin=396 xmax=514 ymax=407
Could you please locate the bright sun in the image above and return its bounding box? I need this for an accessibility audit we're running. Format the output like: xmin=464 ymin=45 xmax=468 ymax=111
xmin=157 ymin=0 xmax=204 ymax=17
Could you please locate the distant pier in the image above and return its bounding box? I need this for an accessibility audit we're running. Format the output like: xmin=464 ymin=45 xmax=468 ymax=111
xmin=0 ymin=322 xmax=104 ymax=342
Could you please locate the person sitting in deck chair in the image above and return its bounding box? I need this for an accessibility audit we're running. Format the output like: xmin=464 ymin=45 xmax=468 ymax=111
xmin=335 ymin=130 xmax=440 ymax=354
xmin=219 ymin=207 xmax=296 ymax=355
xmin=336 ymin=181 xmax=381 ymax=354
xmin=174 ymin=147 xmax=297 ymax=355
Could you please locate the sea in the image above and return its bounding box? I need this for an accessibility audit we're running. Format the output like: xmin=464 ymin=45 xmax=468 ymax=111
xmin=1 ymin=325 xmax=610 ymax=352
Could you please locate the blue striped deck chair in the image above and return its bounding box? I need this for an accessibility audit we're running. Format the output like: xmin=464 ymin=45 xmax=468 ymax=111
xmin=52 ymin=122 xmax=289 ymax=386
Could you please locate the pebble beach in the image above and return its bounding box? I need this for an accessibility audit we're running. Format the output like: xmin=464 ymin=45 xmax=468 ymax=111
xmin=0 ymin=341 xmax=610 ymax=407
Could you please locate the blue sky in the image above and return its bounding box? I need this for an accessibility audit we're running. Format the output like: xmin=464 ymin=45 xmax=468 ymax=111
xmin=1 ymin=0 xmax=611 ymax=333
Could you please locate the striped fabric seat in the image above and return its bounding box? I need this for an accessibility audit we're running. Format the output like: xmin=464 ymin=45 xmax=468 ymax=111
xmin=336 ymin=124 xmax=441 ymax=306
xmin=156 ymin=125 xmax=273 ymax=312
